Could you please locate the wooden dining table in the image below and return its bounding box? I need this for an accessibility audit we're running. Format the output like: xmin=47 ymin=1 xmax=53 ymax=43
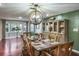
xmin=31 ymin=39 xmax=63 ymax=55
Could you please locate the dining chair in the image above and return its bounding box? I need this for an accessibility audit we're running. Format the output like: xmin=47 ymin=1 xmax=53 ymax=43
xmin=21 ymin=33 xmax=34 ymax=56
xmin=50 ymin=41 xmax=74 ymax=56
xmin=42 ymin=51 xmax=51 ymax=56
xmin=25 ymin=39 xmax=34 ymax=56
xmin=56 ymin=34 xmax=65 ymax=42
xmin=48 ymin=33 xmax=58 ymax=42
xmin=38 ymin=33 xmax=45 ymax=40
xmin=20 ymin=35 xmax=27 ymax=55
xmin=42 ymin=41 xmax=74 ymax=56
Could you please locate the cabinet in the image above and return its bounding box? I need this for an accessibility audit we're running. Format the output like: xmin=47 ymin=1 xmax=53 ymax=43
xmin=42 ymin=20 xmax=69 ymax=42
xmin=58 ymin=21 xmax=65 ymax=33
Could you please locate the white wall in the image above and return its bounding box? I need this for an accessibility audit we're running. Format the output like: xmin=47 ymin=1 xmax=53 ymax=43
xmin=0 ymin=20 xmax=2 ymax=41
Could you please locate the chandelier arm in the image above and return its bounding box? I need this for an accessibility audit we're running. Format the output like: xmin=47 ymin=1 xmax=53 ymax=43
xmin=29 ymin=4 xmax=43 ymax=25
xmin=35 ymin=7 xmax=37 ymax=23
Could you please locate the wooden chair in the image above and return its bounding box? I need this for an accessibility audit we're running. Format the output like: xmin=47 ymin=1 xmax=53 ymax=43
xmin=50 ymin=41 xmax=74 ymax=56
xmin=42 ymin=41 xmax=74 ymax=56
xmin=20 ymin=35 xmax=27 ymax=55
xmin=21 ymin=33 xmax=34 ymax=56
xmin=42 ymin=51 xmax=51 ymax=56
xmin=25 ymin=39 xmax=34 ymax=56
xmin=38 ymin=33 xmax=46 ymax=40
xmin=48 ymin=33 xmax=58 ymax=41
xmin=56 ymin=34 xmax=65 ymax=42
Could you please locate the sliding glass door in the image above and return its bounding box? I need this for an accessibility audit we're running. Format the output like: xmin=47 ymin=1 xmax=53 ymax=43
xmin=5 ymin=21 xmax=28 ymax=39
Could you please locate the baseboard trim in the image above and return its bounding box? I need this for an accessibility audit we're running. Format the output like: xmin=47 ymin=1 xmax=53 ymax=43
xmin=72 ymin=49 xmax=79 ymax=54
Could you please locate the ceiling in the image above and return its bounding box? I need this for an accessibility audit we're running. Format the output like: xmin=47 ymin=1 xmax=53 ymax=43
xmin=0 ymin=3 xmax=79 ymax=21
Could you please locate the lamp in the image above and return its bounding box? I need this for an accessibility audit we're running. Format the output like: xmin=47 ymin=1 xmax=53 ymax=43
xmin=29 ymin=4 xmax=42 ymax=25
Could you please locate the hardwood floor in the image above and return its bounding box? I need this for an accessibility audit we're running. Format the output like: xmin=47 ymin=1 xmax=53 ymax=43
xmin=0 ymin=38 xmax=79 ymax=56
xmin=0 ymin=38 xmax=23 ymax=56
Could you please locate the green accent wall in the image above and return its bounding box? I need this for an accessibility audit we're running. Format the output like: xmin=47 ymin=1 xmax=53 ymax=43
xmin=54 ymin=10 xmax=79 ymax=51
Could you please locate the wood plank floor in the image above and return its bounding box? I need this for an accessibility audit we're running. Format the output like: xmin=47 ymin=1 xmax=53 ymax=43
xmin=0 ymin=38 xmax=79 ymax=56
xmin=0 ymin=38 xmax=23 ymax=56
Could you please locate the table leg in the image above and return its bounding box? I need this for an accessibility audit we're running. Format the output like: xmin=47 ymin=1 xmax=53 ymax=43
xmin=38 ymin=51 xmax=42 ymax=56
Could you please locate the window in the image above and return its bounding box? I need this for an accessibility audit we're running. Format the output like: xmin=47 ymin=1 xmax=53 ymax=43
xmin=30 ymin=23 xmax=42 ymax=33
xmin=5 ymin=21 xmax=28 ymax=38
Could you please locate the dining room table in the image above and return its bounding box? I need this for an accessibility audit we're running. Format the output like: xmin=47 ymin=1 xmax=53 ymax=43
xmin=31 ymin=39 xmax=64 ymax=56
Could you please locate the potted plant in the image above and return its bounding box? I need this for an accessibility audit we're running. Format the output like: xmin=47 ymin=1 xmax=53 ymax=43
xmin=11 ymin=26 xmax=20 ymax=38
